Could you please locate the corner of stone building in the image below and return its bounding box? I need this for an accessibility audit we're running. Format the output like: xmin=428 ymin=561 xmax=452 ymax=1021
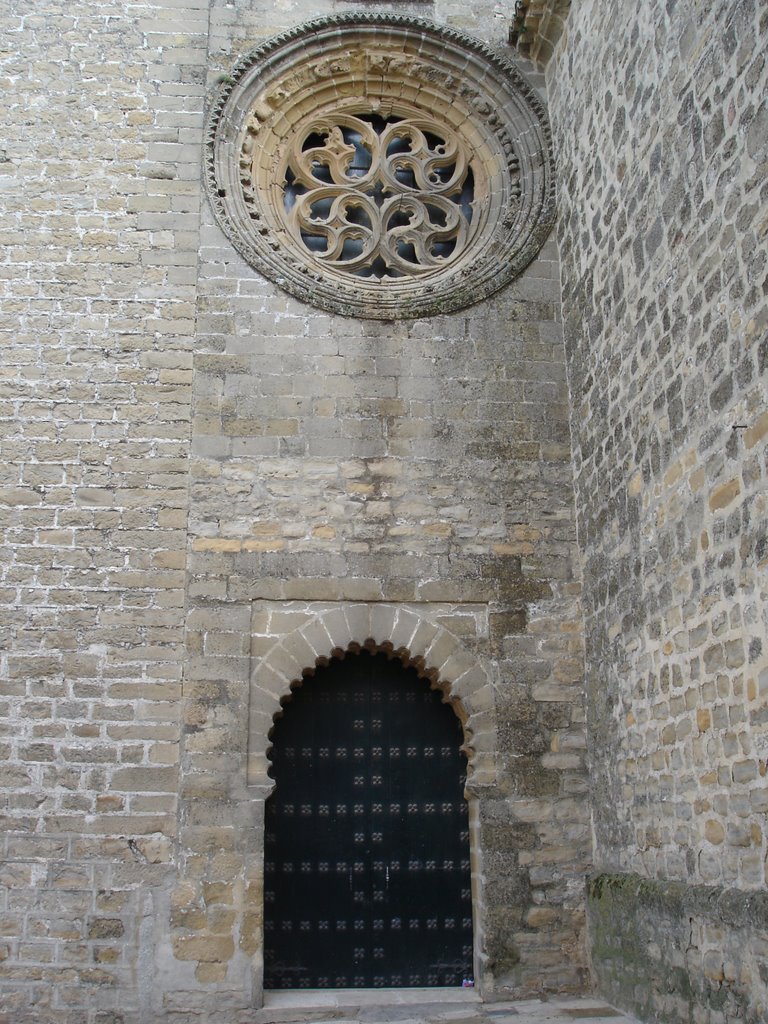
xmin=509 ymin=0 xmax=572 ymax=69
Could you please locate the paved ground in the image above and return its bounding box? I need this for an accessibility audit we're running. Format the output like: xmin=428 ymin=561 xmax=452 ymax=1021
xmin=256 ymin=990 xmax=637 ymax=1024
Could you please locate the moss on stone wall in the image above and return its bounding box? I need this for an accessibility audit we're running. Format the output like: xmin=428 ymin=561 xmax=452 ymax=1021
xmin=587 ymin=873 xmax=768 ymax=1024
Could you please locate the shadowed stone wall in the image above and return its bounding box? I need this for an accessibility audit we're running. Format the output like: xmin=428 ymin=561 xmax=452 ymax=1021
xmin=547 ymin=0 xmax=768 ymax=1020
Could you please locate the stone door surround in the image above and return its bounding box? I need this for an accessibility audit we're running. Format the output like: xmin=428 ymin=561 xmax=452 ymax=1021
xmin=247 ymin=600 xmax=499 ymax=795
xmin=245 ymin=600 xmax=497 ymax=993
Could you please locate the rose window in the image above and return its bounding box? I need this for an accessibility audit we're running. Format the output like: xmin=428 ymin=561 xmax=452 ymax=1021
xmin=206 ymin=15 xmax=555 ymax=319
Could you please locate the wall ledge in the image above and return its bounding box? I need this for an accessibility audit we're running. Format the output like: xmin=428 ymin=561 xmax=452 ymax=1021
xmin=588 ymin=872 xmax=768 ymax=930
xmin=587 ymin=872 xmax=768 ymax=1024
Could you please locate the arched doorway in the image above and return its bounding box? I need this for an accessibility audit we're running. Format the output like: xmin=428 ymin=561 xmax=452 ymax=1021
xmin=263 ymin=649 xmax=473 ymax=989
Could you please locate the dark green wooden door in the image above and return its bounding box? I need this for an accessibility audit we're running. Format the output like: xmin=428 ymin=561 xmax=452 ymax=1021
xmin=263 ymin=650 xmax=472 ymax=988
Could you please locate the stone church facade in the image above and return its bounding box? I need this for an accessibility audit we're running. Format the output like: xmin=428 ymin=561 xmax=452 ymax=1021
xmin=1 ymin=1 xmax=765 ymax=1023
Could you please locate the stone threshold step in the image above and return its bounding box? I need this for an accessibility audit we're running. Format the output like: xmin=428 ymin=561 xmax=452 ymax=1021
xmin=253 ymin=992 xmax=634 ymax=1024
xmin=256 ymin=991 xmax=634 ymax=1024
xmin=264 ymin=990 xmax=481 ymax=1009
xmin=257 ymin=989 xmax=480 ymax=1023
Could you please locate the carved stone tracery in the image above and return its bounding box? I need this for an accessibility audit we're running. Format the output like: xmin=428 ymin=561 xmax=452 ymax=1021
xmin=280 ymin=112 xmax=475 ymax=279
xmin=206 ymin=15 xmax=555 ymax=319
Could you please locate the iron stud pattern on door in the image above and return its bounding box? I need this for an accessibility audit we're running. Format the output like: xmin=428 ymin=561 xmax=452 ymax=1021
xmin=264 ymin=651 xmax=472 ymax=989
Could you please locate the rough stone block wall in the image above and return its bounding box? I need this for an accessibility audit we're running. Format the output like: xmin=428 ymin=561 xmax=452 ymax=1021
xmin=587 ymin=874 xmax=768 ymax=1024
xmin=2 ymin=0 xmax=591 ymax=1020
xmin=0 ymin=2 xmax=205 ymax=1020
xmin=177 ymin=2 xmax=590 ymax=1010
xmin=547 ymin=0 xmax=768 ymax=1020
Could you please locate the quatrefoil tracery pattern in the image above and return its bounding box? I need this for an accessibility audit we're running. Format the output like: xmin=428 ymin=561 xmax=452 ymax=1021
xmin=279 ymin=114 xmax=475 ymax=279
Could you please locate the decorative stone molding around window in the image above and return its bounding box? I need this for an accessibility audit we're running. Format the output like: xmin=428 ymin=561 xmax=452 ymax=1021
xmin=509 ymin=0 xmax=571 ymax=66
xmin=205 ymin=14 xmax=555 ymax=320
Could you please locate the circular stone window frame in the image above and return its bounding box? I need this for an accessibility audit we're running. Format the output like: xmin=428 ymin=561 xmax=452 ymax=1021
xmin=205 ymin=14 xmax=556 ymax=320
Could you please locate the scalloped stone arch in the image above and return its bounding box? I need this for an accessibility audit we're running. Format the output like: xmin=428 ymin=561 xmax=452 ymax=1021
xmin=247 ymin=603 xmax=498 ymax=794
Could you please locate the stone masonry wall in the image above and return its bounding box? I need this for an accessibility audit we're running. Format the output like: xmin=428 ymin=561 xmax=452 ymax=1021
xmin=2 ymin=1 xmax=591 ymax=1020
xmin=0 ymin=2 xmax=205 ymax=1021
xmin=173 ymin=1 xmax=590 ymax=1012
xmin=548 ymin=0 xmax=768 ymax=1020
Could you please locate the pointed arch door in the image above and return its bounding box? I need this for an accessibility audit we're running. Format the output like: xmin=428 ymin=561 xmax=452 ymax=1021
xmin=263 ymin=649 xmax=473 ymax=988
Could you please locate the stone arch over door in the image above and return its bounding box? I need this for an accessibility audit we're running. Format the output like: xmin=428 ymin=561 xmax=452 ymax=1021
xmin=247 ymin=602 xmax=498 ymax=793
xmin=246 ymin=601 xmax=499 ymax=993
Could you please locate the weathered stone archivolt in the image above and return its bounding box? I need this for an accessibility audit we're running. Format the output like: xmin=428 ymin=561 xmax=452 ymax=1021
xmin=509 ymin=0 xmax=571 ymax=66
xmin=205 ymin=14 xmax=555 ymax=319
xmin=247 ymin=604 xmax=498 ymax=795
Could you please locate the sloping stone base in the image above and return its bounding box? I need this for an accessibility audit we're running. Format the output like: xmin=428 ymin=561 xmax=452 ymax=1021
xmin=587 ymin=873 xmax=768 ymax=1024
